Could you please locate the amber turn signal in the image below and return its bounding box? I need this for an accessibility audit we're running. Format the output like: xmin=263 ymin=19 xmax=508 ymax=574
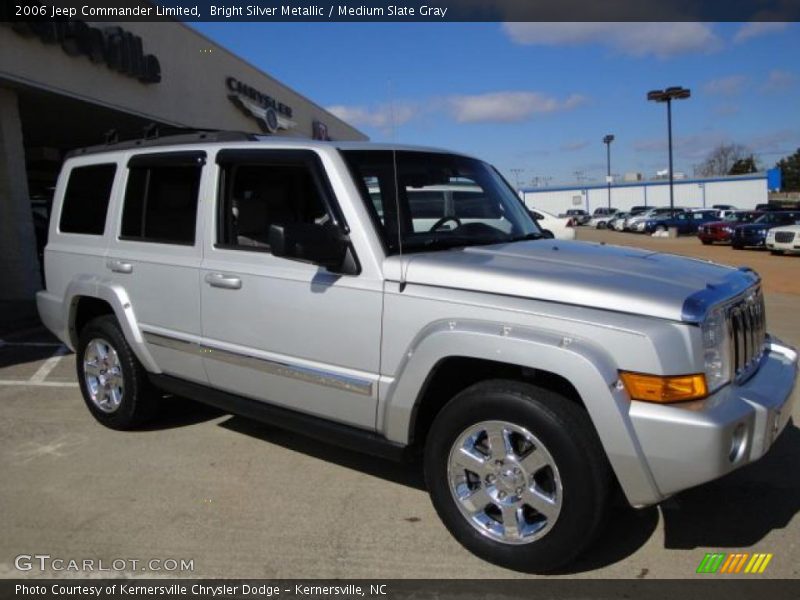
xmin=619 ymin=371 xmax=708 ymax=403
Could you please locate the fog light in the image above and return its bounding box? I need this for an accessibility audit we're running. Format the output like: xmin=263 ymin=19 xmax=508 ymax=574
xmin=729 ymin=423 xmax=747 ymax=463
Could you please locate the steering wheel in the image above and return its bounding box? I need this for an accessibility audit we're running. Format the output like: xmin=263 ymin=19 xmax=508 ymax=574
xmin=429 ymin=216 xmax=462 ymax=232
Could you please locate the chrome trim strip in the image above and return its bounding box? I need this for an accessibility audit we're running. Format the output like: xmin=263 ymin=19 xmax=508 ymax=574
xmin=143 ymin=332 xmax=373 ymax=397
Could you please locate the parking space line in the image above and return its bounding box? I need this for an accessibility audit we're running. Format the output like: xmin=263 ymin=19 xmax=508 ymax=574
xmin=29 ymin=346 xmax=69 ymax=384
xmin=0 ymin=380 xmax=78 ymax=388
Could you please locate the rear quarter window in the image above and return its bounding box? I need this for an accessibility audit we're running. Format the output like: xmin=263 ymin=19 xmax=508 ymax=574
xmin=59 ymin=164 xmax=117 ymax=235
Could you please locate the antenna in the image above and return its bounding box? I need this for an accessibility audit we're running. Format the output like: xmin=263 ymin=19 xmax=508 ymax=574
xmin=388 ymin=79 xmax=405 ymax=290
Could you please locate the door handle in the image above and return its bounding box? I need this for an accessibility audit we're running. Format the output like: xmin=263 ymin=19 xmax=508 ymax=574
xmin=107 ymin=259 xmax=133 ymax=274
xmin=204 ymin=272 xmax=242 ymax=290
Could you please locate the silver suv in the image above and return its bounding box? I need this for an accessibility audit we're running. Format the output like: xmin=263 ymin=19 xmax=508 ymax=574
xmin=37 ymin=132 xmax=797 ymax=572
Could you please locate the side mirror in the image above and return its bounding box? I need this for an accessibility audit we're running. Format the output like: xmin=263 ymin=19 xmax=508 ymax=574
xmin=268 ymin=223 xmax=353 ymax=273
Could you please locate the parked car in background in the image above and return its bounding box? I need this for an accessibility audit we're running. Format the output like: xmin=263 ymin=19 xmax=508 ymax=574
xmin=732 ymin=211 xmax=800 ymax=249
xmin=608 ymin=211 xmax=628 ymax=231
xmin=698 ymin=211 xmax=763 ymax=245
xmin=630 ymin=208 xmax=687 ymax=233
xmin=625 ymin=207 xmax=683 ymax=231
xmin=766 ymin=224 xmax=800 ymax=255
xmin=639 ymin=210 xmax=715 ymax=235
xmin=690 ymin=208 xmax=721 ymax=220
xmin=563 ymin=208 xmax=590 ymax=225
xmin=589 ymin=207 xmax=618 ymax=229
xmin=712 ymin=204 xmax=735 ymax=211
xmin=528 ymin=208 xmax=577 ymax=240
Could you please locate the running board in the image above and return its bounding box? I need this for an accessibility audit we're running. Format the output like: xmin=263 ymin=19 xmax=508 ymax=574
xmin=148 ymin=374 xmax=409 ymax=462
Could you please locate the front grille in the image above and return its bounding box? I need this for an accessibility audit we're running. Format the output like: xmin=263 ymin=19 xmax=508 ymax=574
xmin=725 ymin=288 xmax=767 ymax=381
xmin=775 ymin=231 xmax=795 ymax=243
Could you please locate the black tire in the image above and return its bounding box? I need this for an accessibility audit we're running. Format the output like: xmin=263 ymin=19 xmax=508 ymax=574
xmin=732 ymin=243 xmax=743 ymax=250
xmin=424 ymin=379 xmax=611 ymax=573
xmin=597 ymin=222 xmax=607 ymax=230
xmin=770 ymin=250 xmax=783 ymax=255
xmin=701 ymin=239 xmax=712 ymax=245
xmin=76 ymin=315 xmax=158 ymax=430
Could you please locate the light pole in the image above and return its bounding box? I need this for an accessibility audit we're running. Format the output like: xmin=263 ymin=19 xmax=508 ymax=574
xmin=603 ymin=134 xmax=614 ymax=209
xmin=647 ymin=86 xmax=691 ymax=210
xmin=510 ymin=168 xmax=524 ymax=192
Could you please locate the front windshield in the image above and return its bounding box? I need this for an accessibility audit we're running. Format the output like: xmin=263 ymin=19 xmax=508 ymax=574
xmin=755 ymin=213 xmax=781 ymax=224
xmin=342 ymin=150 xmax=540 ymax=254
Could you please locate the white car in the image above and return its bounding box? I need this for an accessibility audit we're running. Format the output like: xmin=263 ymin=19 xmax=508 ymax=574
xmin=528 ymin=208 xmax=576 ymax=240
xmin=766 ymin=224 xmax=800 ymax=255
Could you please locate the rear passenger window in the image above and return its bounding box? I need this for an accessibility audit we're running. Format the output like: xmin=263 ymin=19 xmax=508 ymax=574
xmin=121 ymin=153 xmax=203 ymax=245
xmin=59 ymin=164 xmax=116 ymax=235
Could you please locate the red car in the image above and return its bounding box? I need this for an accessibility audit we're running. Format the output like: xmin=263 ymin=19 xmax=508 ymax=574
xmin=697 ymin=210 xmax=763 ymax=244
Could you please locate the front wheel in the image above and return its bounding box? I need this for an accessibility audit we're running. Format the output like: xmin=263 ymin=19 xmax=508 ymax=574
xmin=771 ymin=249 xmax=783 ymax=255
xmin=701 ymin=239 xmax=712 ymax=245
xmin=424 ymin=380 xmax=611 ymax=572
xmin=77 ymin=315 xmax=158 ymax=430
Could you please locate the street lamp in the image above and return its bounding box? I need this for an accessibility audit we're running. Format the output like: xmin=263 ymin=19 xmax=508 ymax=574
xmin=647 ymin=86 xmax=691 ymax=210
xmin=603 ymin=134 xmax=614 ymax=209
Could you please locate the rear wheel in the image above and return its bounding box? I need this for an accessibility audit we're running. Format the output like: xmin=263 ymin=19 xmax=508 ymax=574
xmin=77 ymin=315 xmax=158 ymax=430
xmin=424 ymin=380 xmax=611 ymax=572
xmin=597 ymin=222 xmax=607 ymax=230
xmin=701 ymin=239 xmax=712 ymax=245
xmin=732 ymin=242 xmax=743 ymax=250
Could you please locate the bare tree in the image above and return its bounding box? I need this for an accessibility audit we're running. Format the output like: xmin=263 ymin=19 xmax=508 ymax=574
xmin=695 ymin=143 xmax=754 ymax=177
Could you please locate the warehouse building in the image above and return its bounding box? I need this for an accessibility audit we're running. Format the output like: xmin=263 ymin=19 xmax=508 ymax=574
xmin=0 ymin=20 xmax=366 ymax=313
xmin=521 ymin=171 xmax=779 ymax=215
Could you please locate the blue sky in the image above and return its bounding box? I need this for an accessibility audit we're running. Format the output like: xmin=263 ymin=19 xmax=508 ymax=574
xmin=192 ymin=22 xmax=799 ymax=186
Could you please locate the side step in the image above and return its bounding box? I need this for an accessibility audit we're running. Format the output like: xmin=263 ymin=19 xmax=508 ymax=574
xmin=149 ymin=374 xmax=409 ymax=462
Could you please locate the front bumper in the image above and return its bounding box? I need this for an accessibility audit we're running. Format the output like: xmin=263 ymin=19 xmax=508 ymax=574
xmin=766 ymin=238 xmax=800 ymax=253
xmin=628 ymin=337 xmax=797 ymax=501
xmin=698 ymin=229 xmax=731 ymax=242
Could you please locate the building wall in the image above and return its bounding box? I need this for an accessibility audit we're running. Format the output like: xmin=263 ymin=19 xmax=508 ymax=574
xmin=521 ymin=176 xmax=768 ymax=215
xmin=0 ymin=22 xmax=366 ymax=141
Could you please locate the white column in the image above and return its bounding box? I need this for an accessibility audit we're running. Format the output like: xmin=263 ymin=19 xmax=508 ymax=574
xmin=0 ymin=86 xmax=41 ymax=301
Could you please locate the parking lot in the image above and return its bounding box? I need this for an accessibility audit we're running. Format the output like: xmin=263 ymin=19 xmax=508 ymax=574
xmin=1 ymin=229 xmax=798 ymax=579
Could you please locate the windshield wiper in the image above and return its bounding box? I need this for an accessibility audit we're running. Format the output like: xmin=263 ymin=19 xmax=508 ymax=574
xmin=507 ymin=232 xmax=544 ymax=242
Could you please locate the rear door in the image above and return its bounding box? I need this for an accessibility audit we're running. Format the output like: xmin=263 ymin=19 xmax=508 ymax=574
xmin=105 ymin=151 xmax=208 ymax=384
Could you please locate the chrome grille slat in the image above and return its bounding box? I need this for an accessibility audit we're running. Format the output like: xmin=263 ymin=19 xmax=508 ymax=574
xmin=774 ymin=231 xmax=794 ymax=243
xmin=724 ymin=288 xmax=766 ymax=382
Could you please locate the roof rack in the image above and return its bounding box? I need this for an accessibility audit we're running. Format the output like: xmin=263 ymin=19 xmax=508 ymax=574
xmin=66 ymin=124 xmax=260 ymax=158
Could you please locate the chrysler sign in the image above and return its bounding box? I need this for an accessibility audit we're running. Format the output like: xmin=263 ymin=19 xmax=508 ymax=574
xmin=226 ymin=76 xmax=296 ymax=134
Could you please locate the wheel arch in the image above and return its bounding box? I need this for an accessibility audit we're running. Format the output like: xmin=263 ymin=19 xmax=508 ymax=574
xmin=379 ymin=321 xmax=663 ymax=506
xmin=65 ymin=281 xmax=160 ymax=373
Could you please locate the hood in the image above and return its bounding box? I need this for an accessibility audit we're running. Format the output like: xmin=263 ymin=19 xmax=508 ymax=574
xmin=383 ymin=240 xmax=759 ymax=322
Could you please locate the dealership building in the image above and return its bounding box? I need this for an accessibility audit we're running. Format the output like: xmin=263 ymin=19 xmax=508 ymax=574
xmin=0 ymin=20 xmax=366 ymax=313
xmin=521 ymin=170 xmax=780 ymax=216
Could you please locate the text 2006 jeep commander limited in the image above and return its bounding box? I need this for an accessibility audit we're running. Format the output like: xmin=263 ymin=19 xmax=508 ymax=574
xmin=38 ymin=132 xmax=797 ymax=572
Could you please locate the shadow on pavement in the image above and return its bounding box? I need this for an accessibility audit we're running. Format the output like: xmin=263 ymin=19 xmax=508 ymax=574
xmin=218 ymin=415 xmax=427 ymax=490
xmin=139 ymin=394 xmax=226 ymax=431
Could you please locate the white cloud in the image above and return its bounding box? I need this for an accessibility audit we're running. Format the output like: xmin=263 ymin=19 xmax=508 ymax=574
xmin=560 ymin=140 xmax=590 ymax=152
xmin=703 ymin=75 xmax=747 ymax=96
xmin=446 ymin=91 xmax=586 ymax=123
xmin=326 ymin=102 xmax=418 ymax=130
xmin=762 ymin=69 xmax=796 ymax=93
xmin=733 ymin=22 xmax=789 ymax=44
xmin=502 ymin=22 xmax=721 ymax=58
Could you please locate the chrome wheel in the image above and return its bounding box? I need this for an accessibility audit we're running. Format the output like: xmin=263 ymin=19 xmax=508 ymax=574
xmin=447 ymin=420 xmax=562 ymax=545
xmin=83 ymin=338 xmax=124 ymax=413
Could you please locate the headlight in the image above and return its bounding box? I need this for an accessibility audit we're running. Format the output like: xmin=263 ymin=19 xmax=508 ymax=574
xmin=766 ymin=231 xmax=775 ymax=240
xmin=702 ymin=306 xmax=731 ymax=393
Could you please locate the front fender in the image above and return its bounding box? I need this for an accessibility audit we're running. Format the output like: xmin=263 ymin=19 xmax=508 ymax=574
xmin=65 ymin=277 xmax=161 ymax=373
xmin=379 ymin=319 xmax=663 ymax=506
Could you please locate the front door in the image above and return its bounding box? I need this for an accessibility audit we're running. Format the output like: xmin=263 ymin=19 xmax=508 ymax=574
xmin=199 ymin=149 xmax=382 ymax=430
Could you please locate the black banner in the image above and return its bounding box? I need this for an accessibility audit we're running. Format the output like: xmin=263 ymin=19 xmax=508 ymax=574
xmin=2 ymin=0 xmax=800 ymax=23
xmin=4 ymin=580 xmax=800 ymax=600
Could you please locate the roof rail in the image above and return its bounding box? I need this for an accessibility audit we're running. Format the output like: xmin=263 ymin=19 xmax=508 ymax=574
xmin=66 ymin=124 xmax=260 ymax=158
